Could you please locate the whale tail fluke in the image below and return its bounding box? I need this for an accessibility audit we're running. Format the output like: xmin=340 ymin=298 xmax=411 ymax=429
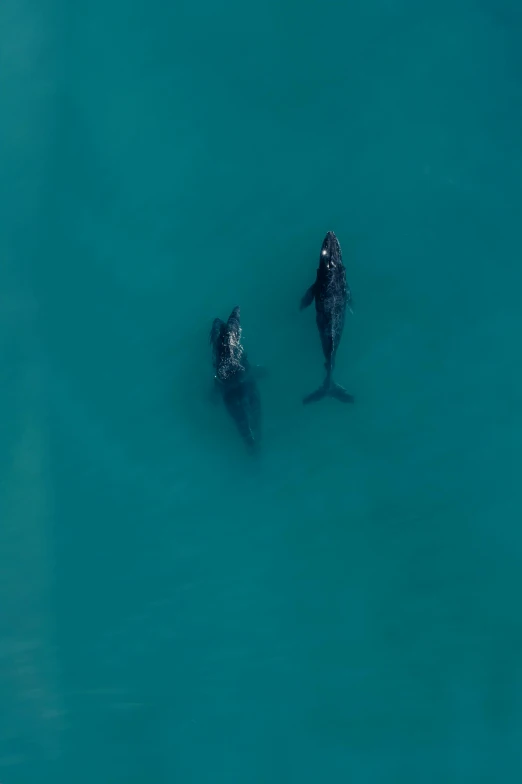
xmin=328 ymin=382 xmax=354 ymax=403
xmin=303 ymin=378 xmax=354 ymax=405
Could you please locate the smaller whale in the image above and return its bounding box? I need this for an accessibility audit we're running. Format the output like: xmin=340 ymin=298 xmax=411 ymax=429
xmin=300 ymin=231 xmax=354 ymax=404
xmin=209 ymin=306 xmax=265 ymax=452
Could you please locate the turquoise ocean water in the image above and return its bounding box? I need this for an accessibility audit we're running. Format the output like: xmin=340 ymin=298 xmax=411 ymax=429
xmin=1 ymin=0 xmax=522 ymax=781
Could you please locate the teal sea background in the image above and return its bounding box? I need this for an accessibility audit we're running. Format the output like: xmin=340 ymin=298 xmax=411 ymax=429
xmin=1 ymin=0 xmax=521 ymax=781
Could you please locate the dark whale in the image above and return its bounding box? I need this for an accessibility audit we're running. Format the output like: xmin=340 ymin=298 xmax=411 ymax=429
xmin=209 ymin=306 xmax=264 ymax=452
xmin=300 ymin=231 xmax=354 ymax=404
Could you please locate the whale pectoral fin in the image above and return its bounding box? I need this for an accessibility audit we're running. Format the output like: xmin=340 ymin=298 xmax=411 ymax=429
xmin=300 ymin=283 xmax=316 ymax=310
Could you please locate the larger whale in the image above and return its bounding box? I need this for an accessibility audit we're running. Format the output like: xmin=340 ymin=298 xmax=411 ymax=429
xmin=209 ymin=306 xmax=264 ymax=452
xmin=300 ymin=231 xmax=355 ymax=404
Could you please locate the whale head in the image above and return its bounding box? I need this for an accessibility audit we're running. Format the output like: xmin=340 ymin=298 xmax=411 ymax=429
xmin=319 ymin=231 xmax=342 ymax=271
